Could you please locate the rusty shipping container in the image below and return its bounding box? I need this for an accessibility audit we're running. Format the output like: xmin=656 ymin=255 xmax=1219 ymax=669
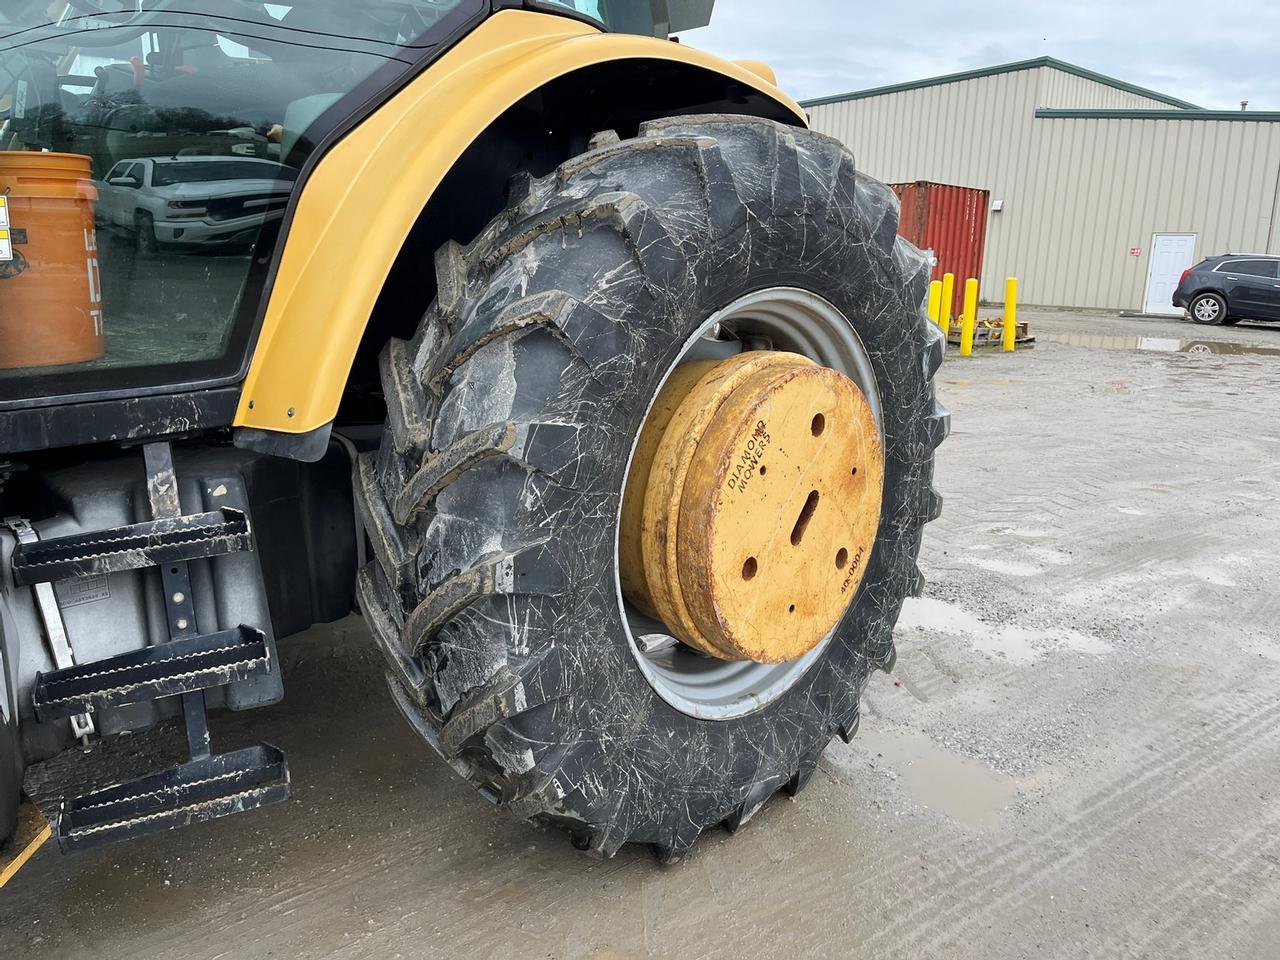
xmin=890 ymin=181 xmax=990 ymax=319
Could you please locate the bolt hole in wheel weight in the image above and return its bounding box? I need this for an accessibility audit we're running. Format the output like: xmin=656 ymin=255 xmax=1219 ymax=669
xmin=790 ymin=490 xmax=821 ymax=546
xmin=616 ymin=288 xmax=887 ymax=718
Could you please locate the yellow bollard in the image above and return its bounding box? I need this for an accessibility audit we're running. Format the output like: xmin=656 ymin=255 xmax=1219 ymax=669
xmin=1003 ymin=277 xmax=1018 ymax=352
xmin=940 ymin=272 xmax=955 ymax=333
xmin=960 ymin=278 xmax=978 ymax=357
xmin=926 ymin=279 xmax=944 ymax=333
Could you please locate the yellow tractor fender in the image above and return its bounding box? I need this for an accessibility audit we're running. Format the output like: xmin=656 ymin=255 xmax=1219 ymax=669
xmin=233 ymin=9 xmax=804 ymax=438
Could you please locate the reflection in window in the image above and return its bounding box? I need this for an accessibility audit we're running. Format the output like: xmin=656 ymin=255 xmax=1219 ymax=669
xmin=0 ymin=0 xmax=474 ymax=399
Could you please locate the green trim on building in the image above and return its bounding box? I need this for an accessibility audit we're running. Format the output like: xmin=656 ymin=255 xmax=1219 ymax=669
xmin=800 ymin=56 xmax=1200 ymax=111
xmin=1035 ymin=107 xmax=1280 ymax=121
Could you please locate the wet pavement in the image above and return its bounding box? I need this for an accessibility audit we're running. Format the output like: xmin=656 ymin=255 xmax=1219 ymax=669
xmin=1009 ymin=304 xmax=1280 ymax=347
xmin=1037 ymin=331 xmax=1280 ymax=357
xmin=3 ymin=312 xmax=1280 ymax=959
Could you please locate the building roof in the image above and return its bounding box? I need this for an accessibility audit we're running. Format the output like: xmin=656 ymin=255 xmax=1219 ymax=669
xmin=1035 ymin=107 xmax=1280 ymax=122
xmin=800 ymin=56 xmax=1201 ymax=111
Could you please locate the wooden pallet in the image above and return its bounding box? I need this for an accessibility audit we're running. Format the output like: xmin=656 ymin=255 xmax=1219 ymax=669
xmin=946 ymin=320 xmax=1034 ymax=348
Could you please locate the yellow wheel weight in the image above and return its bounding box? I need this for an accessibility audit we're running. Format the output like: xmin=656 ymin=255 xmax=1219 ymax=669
xmin=680 ymin=362 xmax=884 ymax=662
xmin=641 ymin=353 xmax=808 ymax=658
xmin=619 ymin=350 xmax=884 ymax=664
xmin=618 ymin=360 xmax=716 ymax=619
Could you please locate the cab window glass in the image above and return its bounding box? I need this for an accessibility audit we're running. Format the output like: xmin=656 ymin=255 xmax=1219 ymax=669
xmin=0 ymin=0 xmax=483 ymax=403
xmin=538 ymin=1 xmax=683 ymax=36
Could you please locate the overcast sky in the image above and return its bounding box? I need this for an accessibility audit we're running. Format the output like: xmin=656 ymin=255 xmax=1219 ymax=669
xmin=684 ymin=0 xmax=1279 ymax=110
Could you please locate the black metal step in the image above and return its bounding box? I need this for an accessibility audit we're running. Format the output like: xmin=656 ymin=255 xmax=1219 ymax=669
xmin=55 ymin=744 xmax=289 ymax=852
xmin=32 ymin=626 xmax=273 ymax=721
xmin=11 ymin=507 xmax=252 ymax=585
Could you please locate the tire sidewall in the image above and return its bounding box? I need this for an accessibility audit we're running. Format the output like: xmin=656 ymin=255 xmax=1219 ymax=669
xmin=531 ymin=214 xmax=928 ymax=806
xmin=390 ymin=120 xmax=941 ymax=849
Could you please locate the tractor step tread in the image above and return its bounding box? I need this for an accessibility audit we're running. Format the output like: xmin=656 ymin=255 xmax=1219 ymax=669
xmin=11 ymin=507 xmax=252 ymax=585
xmin=33 ymin=625 xmax=273 ymax=721
xmin=55 ymin=744 xmax=289 ymax=852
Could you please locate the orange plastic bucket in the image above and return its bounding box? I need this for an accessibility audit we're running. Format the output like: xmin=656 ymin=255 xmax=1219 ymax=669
xmin=0 ymin=152 xmax=105 ymax=369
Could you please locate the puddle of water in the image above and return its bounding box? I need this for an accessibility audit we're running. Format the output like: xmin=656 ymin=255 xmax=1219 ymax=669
xmin=896 ymin=597 xmax=1109 ymax=664
xmin=855 ymin=725 xmax=1018 ymax=829
xmin=1240 ymin=634 xmax=1280 ymax=662
xmin=965 ymin=556 xmax=1043 ymax=577
xmin=1197 ymin=567 xmax=1238 ymax=588
xmin=1028 ymin=546 xmax=1073 ymax=566
xmin=968 ymin=545 xmax=1074 ymax=577
xmin=991 ymin=525 xmax=1052 ymax=538
xmin=1039 ymin=332 xmax=1280 ymax=357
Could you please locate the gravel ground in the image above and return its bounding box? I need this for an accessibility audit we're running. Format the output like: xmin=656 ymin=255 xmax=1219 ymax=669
xmin=3 ymin=312 xmax=1279 ymax=959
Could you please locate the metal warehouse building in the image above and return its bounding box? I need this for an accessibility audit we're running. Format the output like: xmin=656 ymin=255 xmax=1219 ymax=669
xmin=803 ymin=58 xmax=1280 ymax=313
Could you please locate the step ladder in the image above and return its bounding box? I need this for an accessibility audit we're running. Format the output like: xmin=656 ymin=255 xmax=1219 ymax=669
xmin=10 ymin=441 xmax=289 ymax=851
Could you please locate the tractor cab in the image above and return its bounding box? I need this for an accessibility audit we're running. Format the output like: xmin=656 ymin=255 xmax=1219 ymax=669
xmin=0 ymin=1 xmax=712 ymax=409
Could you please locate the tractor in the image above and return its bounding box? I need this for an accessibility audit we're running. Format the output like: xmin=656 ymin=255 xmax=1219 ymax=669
xmin=0 ymin=0 xmax=947 ymax=879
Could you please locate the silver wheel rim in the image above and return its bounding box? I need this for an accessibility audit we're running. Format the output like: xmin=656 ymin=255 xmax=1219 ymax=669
xmin=1195 ymin=299 xmax=1220 ymax=322
xmin=615 ymin=287 xmax=884 ymax=720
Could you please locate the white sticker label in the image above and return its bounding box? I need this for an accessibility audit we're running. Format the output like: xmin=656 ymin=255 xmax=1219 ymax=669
xmin=0 ymin=230 xmax=11 ymax=264
xmin=13 ymin=81 xmax=26 ymax=120
xmin=0 ymin=196 xmax=9 ymax=229
xmin=55 ymin=574 xmax=111 ymax=607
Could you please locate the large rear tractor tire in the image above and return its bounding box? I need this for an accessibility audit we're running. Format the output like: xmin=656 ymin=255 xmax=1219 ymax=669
xmin=355 ymin=115 xmax=949 ymax=860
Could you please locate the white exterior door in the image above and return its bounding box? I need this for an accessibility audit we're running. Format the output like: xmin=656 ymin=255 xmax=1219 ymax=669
xmin=1144 ymin=233 xmax=1197 ymax=315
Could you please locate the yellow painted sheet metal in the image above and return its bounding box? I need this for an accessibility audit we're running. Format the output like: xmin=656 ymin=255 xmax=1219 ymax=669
xmin=235 ymin=10 xmax=805 ymax=434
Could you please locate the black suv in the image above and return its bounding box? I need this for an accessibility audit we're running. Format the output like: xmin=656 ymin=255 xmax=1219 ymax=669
xmin=1172 ymin=254 xmax=1280 ymax=325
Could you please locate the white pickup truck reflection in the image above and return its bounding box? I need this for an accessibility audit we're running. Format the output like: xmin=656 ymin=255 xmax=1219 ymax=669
xmin=96 ymin=156 xmax=296 ymax=255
